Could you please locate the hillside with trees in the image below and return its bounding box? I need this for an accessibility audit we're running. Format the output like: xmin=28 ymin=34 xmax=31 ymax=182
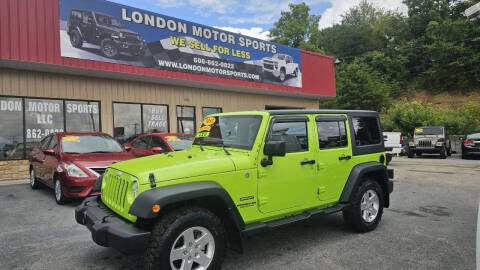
xmin=269 ymin=0 xmax=480 ymax=135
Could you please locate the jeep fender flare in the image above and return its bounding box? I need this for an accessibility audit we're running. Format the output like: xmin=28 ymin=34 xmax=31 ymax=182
xmin=129 ymin=181 xmax=245 ymax=231
xmin=339 ymin=162 xmax=391 ymax=207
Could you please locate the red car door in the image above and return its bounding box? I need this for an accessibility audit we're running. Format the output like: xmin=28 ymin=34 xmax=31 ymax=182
xmin=43 ymin=136 xmax=60 ymax=188
xmin=130 ymin=136 xmax=153 ymax=157
xmin=31 ymin=135 xmax=52 ymax=182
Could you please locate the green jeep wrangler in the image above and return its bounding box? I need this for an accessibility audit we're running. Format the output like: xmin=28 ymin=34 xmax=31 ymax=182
xmin=76 ymin=110 xmax=394 ymax=270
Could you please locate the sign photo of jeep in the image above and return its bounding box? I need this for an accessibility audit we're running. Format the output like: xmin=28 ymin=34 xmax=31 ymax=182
xmin=59 ymin=0 xmax=303 ymax=88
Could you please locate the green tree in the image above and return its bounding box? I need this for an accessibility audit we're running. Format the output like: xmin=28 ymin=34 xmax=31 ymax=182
xmin=269 ymin=3 xmax=321 ymax=50
xmin=320 ymin=59 xmax=392 ymax=111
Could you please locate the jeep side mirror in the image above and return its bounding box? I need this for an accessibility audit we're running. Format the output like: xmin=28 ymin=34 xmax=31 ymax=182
xmin=124 ymin=146 xmax=132 ymax=152
xmin=262 ymin=141 xmax=286 ymax=167
xmin=459 ymin=137 xmax=464 ymax=141
xmin=152 ymin=147 xmax=164 ymax=153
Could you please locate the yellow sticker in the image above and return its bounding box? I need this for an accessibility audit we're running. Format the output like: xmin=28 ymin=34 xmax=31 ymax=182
xmin=165 ymin=136 xmax=180 ymax=141
xmin=415 ymin=128 xmax=424 ymax=133
xmin=62 ymin=136 xmax=80 ymax=142
xmin=196 ymin=132 xmax=210 ymax=138
xmin=203 ymin=117 xmax=216 ymax=126
xmin=198 ymin=125 xmax=212 ymax=132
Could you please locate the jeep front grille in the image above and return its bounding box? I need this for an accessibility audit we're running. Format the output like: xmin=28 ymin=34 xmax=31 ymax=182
xmin=418 ymin=140 xmax=433 ymax=147
xmin=125 ymin=34 xmax=140 ymax=43
xmin=101 ymin=170 xmax=130 ymax=213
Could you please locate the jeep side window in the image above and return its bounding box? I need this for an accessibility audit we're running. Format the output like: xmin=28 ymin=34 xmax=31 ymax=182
xmin=268 ymin=120 xmax=308 ymax=153
xmin=82 ymin=11 xmax=93 ymax=24
xmin=71 ymin=10 xmax=82 ymax=21
xmin=352 ymin=117 xmax=381 ymax=146
xmin=286 ymin=56 xmax=292 ymax=63
xmin=317 ymin=120 xmax=348 ymax=149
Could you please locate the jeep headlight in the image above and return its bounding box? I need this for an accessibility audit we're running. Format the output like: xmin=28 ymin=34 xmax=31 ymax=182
xmin=131 ymin=180 xmax=138 ymax=198
xmin=435 ymin=141 xmax=444 ymax=147
xmin=409 ymin=141 xmax=414 ymax=147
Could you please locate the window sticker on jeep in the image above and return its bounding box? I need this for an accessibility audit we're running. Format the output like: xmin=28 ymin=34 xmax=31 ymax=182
xmin=415 ymin=128 xmax=424 ymax=133
xmin=196 ymin=132 xmax=210 ymax=138
xmin=62 ymin=136 xmax=80 ymax=142
xmin=198 ymin=126 xmax=212 ymax=132
xmin=203 ymin=117 xmax=216 ymax=126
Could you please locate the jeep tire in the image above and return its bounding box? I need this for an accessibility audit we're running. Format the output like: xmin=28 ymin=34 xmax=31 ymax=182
xmin=100 ymin=39 xmax=119 ymax=59
xmin=440 ymin=147 xmax=447 ymax=159
xmin=343 ymin=180 xmax=384 ymax=233
xmin=447 ymin=146 xmax=452 ymax=156
xmin=69 ymin=30 xmax=83 ymax=48
xmin=144 ymin=207 xmax=226 ymax=270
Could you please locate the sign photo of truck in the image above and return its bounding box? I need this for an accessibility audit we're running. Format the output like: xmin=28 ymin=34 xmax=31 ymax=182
xmin=262 ymin=54 xmax=299 ymax=82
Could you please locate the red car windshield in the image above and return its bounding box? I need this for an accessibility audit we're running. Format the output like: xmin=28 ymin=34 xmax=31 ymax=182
xmin=164 ymin=135 xmax=194 ymax=151
xmin=61 ymin=135 xmax=123 ymax=154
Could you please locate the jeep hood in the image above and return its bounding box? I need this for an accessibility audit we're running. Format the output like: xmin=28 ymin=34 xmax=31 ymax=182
xmin=98 ymin=25 xmax=138 ymax=35
xmin=108 ymin=149 xmax=243 ymax=185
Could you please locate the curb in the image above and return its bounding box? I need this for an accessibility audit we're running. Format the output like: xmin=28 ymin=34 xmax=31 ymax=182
xmin=0 ymin=179 xmax=29 ymax=186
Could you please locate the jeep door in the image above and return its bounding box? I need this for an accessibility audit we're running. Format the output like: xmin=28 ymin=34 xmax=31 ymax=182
xmin=314 ymin=115 xmax=353 ymax=201
xmin=80 ymin=11 xmax=95 ymax=43
xmin=257 ymin=116 xmax=317 ymax=213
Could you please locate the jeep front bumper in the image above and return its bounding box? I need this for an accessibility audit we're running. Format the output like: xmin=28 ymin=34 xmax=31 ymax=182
xmin=75 ymin=196 xmax=150 ymax=254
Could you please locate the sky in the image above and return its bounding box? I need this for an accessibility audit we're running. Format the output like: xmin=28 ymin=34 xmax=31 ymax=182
xmin=108 ymin=0 xmax=408 ymax=40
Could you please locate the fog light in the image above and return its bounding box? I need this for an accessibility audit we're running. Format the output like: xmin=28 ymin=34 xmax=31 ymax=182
xmin=152 ymin=204 xmax=161 ymax=213
xmin=435 ymin=142 xmax=444 ymax=147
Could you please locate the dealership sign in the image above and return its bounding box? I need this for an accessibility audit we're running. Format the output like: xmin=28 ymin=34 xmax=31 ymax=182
xmin=59 ymin=0 xmax=302 ymax=87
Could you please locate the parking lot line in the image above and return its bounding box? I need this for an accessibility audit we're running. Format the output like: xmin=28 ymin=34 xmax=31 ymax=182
xmin=477 ymin=201 xmax=480 ymax=270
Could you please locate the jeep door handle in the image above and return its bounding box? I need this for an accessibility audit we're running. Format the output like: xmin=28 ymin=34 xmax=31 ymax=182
xmin=300 ymin=160 xmax=316 ymax=165
xmin=338 ymin=155 xmax=351 ymax=161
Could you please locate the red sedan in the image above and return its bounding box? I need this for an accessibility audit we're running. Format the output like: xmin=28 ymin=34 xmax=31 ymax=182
xmin=29 ymin=132 xmax=134 ymax=204
xmin=124 ymin=133 xmax=194 ymax=158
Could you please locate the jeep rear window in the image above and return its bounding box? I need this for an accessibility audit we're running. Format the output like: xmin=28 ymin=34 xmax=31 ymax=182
xmin=415 ymin=127 xmax=443 ymax=135
xmin=194 ymin=115 xmax=262 ymax=150
xmin=352 ymin=117 xmax=381 ymax=146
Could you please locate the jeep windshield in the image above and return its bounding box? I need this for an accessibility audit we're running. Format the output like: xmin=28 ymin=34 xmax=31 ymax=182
xmin=62 ymin=135 xmax=123 ymax=154
xmin=95 ymin=14 xmax=124 ymax=28
xmin=415 ymin=127 xmax=443 ymax=135
xmin=272 ymin=54 xmax=286 ymax=60
xmin=193 ymin=115 xmax=263 ymax=150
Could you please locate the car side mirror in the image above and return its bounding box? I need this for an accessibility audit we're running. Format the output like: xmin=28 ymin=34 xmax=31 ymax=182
xmin=124 ymin=146 xmax=132 ymax=152
xmin=262 ymin=141 xmax=286 ymax=167
xmin=152 ymin=147 xmax=164 ymax=153
xmin=43 ymin=148 xmax=55 ymax=156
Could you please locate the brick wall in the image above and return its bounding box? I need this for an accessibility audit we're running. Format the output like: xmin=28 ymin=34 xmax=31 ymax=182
xmin=0 ymin=160 xmax=30 ymax=181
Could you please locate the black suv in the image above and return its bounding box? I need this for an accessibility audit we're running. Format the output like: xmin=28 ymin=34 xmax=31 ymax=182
xmin=67 ymin=9 xmax=147 ymax=59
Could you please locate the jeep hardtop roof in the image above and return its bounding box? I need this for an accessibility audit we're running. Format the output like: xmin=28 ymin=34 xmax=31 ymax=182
xmin=70 ymin=9 xmax=113 ymax=18
xmin=266 ymin=109 xmax=378 ymax=116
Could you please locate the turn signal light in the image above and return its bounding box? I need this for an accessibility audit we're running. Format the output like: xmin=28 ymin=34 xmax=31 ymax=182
xmin=152 ymin=204 xmax=161 ymax=213
xmin=464 ymin=140 xmax=475 ymax=146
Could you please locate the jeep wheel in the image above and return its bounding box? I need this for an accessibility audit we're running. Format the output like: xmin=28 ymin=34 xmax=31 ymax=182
xmin=54 ymin=176 xmax=68 ymax=205
xmin=293 ymin=68 xmax=298 ymax=77
xmin=343 ymin=180 xmax=384 ymax=232
xmin=440 ymin=147 xmax=447 ymax=159
xmin=447 ymin=147 xmax=452 ymax=156
xmin=144 ymin=207 xmax=226 ymax=270
xmin=100 ymin=39 xmax=119 ymax=59
xmin=29 ymin=169 xmax=40 ymax=190
xmin=279 ymin=68 xmax=286 ymax=82
xmin=69 ymin=30 xmax=83 ymax=48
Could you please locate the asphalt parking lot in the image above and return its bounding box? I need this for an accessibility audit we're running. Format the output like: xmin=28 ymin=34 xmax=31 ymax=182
xmin=0 ymin=155 xmax=479 ymax=270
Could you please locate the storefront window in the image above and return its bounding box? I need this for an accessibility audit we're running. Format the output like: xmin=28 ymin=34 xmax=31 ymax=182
xmin=202 ymin=107 xmax=222 ymax=119
xmin=0 ymin=97 xmax=24 ymax=160
xmin=143 ymin=104 xmax=168 ymax=133
xmin=66 ymin=101 xmax=100 ymax=132
xmin=113 ymin=103 xmax=142 ymax=144
xmin=25 ymin=98 xmax=64 ymax=153
xmin=177 ymin=106 xmax=196 ymax=134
